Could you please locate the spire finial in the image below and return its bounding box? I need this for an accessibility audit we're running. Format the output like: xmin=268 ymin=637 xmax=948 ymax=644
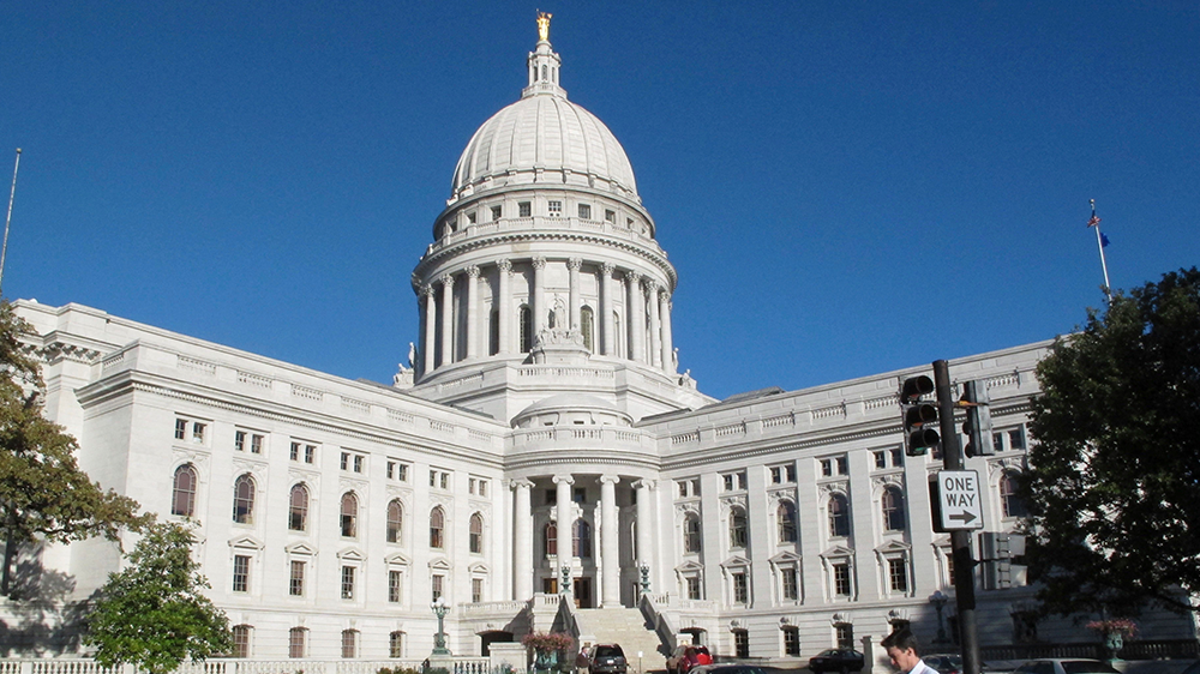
xmin=537 ymin=11 xmax=552 ymax=42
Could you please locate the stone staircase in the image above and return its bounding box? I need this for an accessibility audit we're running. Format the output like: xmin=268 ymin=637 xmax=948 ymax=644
xmin=575 ymin=607 xmax=668 ymax=668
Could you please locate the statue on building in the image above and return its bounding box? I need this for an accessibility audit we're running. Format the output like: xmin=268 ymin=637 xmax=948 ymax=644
xmin=537 ymin=11 xmax=552 ymax=41
xmin=407 ymin=342 xmax=417 ymax=369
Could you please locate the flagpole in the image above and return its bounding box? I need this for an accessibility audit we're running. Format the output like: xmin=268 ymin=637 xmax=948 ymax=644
xmin=1 ymin=148 xmax=22 ymax=298
xmin=1089 ymin=199 xmax=1111 ymax=302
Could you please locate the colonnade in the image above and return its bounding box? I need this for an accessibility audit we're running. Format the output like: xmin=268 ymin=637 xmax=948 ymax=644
xmin=417 ymin=257 xmax=675 ymax=377
xmin=510 ymin=475 xmax=656 ymax=607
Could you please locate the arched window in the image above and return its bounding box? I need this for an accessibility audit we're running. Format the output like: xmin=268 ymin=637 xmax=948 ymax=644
xmin=341 ymin=628 xmax=359 ymax=659
xmin=340 ymin=492 xmax=358 ymax=538
xmin=882 ymin=486 xmax=906 ymax=531
xmin=778 ymin=501 xmax=798 ymax=543
xmin=544 ymin=521 xmax=557 ymax=556
xmin=232 ymin=474 xmax=255 ymax=524
xmin=288 ymin=627 xmax=307 ymax=659
xmin=469 ymin=512 xmax=484 ymax=553
xmin=289 ymin=483 xmax=309 ymax=531
xmin=683 ymin=513 xmax=702 ymax=553
xmin=387 ymin=499 xmax=404 ymax=543
xmin=1001 ymin=471 xmax=1028 ymax=518
xmin=581 ymin=306 xmax=595 ymax=352
xmin=172 ymin=464 xmax=197 ymax=517
xmin=573 ymin=519 xmax=592 ymax=558
xmin=389 ymin=630 xmax=405 ymax=658
xmin=489 ymin=307 xmax=500 ymax=355
xmin=520 ymin=305 xmax=533 ymax=353
xmin=231 ymin=624 xmax=252 ymax=658
xmin=829 ymin=493 xmax=850 ymax=538
xmin=430 ymin=506 xmax=445 ymax=548
xmin=729 ymin=507 xmax=748 ymax=548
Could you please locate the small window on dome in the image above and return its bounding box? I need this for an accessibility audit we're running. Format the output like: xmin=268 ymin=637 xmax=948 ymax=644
xmin=519 ymin=202 xmax=531 ymax=218
xmin=578 ymin=204 xmax=591 ymax=220
xmin=491 ymin=205 xmax=502 ymax=221
xmin=467 ymin=211 xmax=476 ymax=224
xmin=548 ymin=200 xmax=562 ymax=216
xmin=605 ymin=209 xmax=616 ymax=223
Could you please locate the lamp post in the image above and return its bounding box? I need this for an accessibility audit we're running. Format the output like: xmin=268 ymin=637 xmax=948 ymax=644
xmin=929 ymin=591 xmax=949 ymax=645
xmin=431 ymin=596 xmax=452 ymax=656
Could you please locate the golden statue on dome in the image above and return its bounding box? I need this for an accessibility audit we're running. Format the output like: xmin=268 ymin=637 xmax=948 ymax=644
xmin=537 ymin=11 xmax=552 ymax=41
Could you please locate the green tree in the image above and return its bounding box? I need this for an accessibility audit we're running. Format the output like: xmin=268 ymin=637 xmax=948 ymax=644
xmin=1024 ymin=267 xmax=1200 ymax=616
xmin=85 ymin=521 xmax=232 ymax=673
xmin=0 ymin=300 xmax=148 ymax=595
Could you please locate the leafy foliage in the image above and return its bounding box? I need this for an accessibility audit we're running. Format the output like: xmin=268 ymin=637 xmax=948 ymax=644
xmin=85 ymin=522 xmax=231 ymax=673
xmin=1024 ymin=268 xmax=1200 ymax=616
xmin=0 ymin=300 xmax=148 ymax=594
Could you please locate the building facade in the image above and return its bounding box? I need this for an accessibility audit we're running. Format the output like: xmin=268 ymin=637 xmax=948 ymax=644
xmin=10 ymin=16 xmax=1195 ymax=665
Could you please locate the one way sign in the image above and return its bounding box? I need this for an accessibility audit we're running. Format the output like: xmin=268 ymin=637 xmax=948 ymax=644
xmin=937 ymin=470 xmax=984 ymax=530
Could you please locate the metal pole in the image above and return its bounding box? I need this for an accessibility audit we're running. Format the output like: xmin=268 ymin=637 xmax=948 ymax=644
xmin=1 ymin=148 xmax=22 ymax=297
xmin=933 ymin=360 xmax=981 ymax=674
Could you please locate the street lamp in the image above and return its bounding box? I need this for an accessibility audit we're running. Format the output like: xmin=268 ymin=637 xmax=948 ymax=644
xmin=929 ymin=591 xmax=949 ymax=645
xmin=430 ymin=595 xmax=452 ymax=656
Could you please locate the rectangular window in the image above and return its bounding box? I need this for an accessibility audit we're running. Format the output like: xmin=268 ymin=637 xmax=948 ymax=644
xmin=174 ymin=418 xmax=187 ymax=440
xmin=873 ymin=451 xmax=886 ymax=469
xmin=734 ymin=630 xmax=749 ymax=659
xmin=441 ymin=472 xmax=449 ymax=489
xmin=820 ymin=459 xmax=833 ymax=477
xmin=289 ymin=628 xmax=306 ymax=658
xmin=781 ymin=568 xmax=798 ymax=600
xmin=836 ymin=456 xmax=849 ymax=475
xmin=432 ymin=574 xmax=444 ymax=602
xmin=304 ymin=445 xmax=314 ymax=463
xmin=466 ymin=210 xmax=476 ymax=224
xmin=341 ymin=566 xmax=356 ymax=600
xmin=491 ymin=205 xmax=502 ymax=221
xmin=833 ymin=563 xmax=852 ymax=596
xmin=235 ymin=430 xmax=247 ymax=452
xmin=478 ymin=480 xmax=488 ymax=496
xmin=686 ymin=576 xmax=702 ymax=600
xmin=605 ymin=209 xmax=616 ymax=223
xmin=232 ymin=555 xmax=250 ymax=593
xmin=1009 ymin=428 xmax=1026 ymax=450
xmin=353 ymin=454 xmax=364 ymax=473
xmin=771 ymin=466 xmax=783 ymax=483
xmin=891 ymin=446 xmax=904 ymax=467
xmin=547 ymin=200 xmax=562 ymax=216
xmin=389 ymin=631 xmax=404 ymax=658
xmin=679 ymin=481 xmax=689 ymax=497
xmin=784 ymin=626 xmax=801 ymax=656
xmin=518 ymin=201 xmax=531 ymax=217
xmin=389 ymin=569 xmax=402 ymax=603
xmin=289 ymin=560 xmax=305 ymax=597
xmin=341 ymin=452 xmax=350 ymax=470
xmin=341 ymin=630 xmax=357 ymax=659
xmin=232 ymin=626 xmax=250 ymax=658
xmin=732 ymin=572 xmax=748 ymax=604
xmin=290 ymin=442 xmax=299 ymax=461
xmin=889 ymin=558 xmax=908 ymax=593
xmin=191 ymin=422 xmax=206 ymax=443
xmin=578 ymin=204 xmax=591 ymax=219
xmin=472 ymin=578 xmax=483 ymax=603
xmin=250 ymin=434 xmax=263 ymax=454
xmin=724 ymin=474 xmax=734 ymax=491
xmin=993 ymin=431 xmax=1005 ymax=453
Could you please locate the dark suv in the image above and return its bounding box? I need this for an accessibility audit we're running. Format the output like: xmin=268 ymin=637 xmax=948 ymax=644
xmin=589 ymin=644 xmax=628 ymax=674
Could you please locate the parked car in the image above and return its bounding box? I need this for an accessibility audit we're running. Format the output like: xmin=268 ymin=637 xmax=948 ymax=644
xmin=923 ymin=654 xmax=964 ymax=674
xmin=809 ymin=648 xmax=866 ymax=674
xmin=1012 ymin=660 xmax=1120 ymax=674
xmin=667 ymin=645 xmax=713 ymax=674
xmin=589 ymin=644 xmax=628 ymax=674
xmin=690 ymin=666 xmax=767 ymax=674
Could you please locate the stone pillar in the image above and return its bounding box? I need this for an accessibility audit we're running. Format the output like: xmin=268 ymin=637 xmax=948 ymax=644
xmin=600 ymin=475 xmax=621 ymax=607
xmin=465 ymin=265 xmax=480 ymax=359
xmin=600 ymin=263 xmax=615 ymax=356
xmin=512 ymin=479 xmax=534 ymax=600
xmin=647 ymin=280 xmax=662 ymax=368
xmin=627 ymin=272 xmax=644 ymax=363
xmin=422 ymin=285 xmax=437 ymax=375
xmin=661 ymin=292 xmax=675 ymax=374
xmin=568 ymin=257 xmax=582 ymax=330
xmin=634 ymin=479 xmax=654 ymax=569
xmin=439 ymin=274 xmax=455 ymax=366
xmin=498 ymin=259 xmax=512 ymax=354
xmin=554 ymin=475 xmax=575 ymax=577
xmin=532 ymin=257 xmax=547 ymax=335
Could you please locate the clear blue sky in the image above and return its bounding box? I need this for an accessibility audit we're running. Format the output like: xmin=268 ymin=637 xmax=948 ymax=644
xmin=3 ymin=1 xmax=1197 ymax=401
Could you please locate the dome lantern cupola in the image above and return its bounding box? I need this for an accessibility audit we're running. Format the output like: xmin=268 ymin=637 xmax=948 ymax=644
xmin=523 ymin=12 xmax=565 ymax=99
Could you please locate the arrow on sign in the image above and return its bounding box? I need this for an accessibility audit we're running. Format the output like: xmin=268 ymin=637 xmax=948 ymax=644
xmin=949 ymin=511 xmax=977 ymax=525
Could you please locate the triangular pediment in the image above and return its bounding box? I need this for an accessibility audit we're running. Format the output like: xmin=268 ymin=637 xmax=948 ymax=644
xmin=385 ymin=552 xmax=411 ymax=566
xmin=468 ymin=562 xmax=490 ymax=574
xmin=820 ymin=544 xmax=855 ymax=559
xmin=336 ymin=547 xmax=365 ymax=561
xmin=720 ymin=555 xmax=751 ymax=569
xmin=228 ymin=535 xmax=264 ymax=550
xmin=875 ymin=540 xmax=911 ymax=554
xmin=285 ymin=542 xmax=317 ymax=556
xmin=769 ymin=551 xmax=802 ymax=565
xmin=675 ymin=560 xmax=704 ymax=573
xmin=429 ymin=556 xmax=452 ymax=571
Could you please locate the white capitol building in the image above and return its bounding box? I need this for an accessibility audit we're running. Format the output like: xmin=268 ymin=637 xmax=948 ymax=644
xmin=12 ymin=15 xmax=1194 ymax=666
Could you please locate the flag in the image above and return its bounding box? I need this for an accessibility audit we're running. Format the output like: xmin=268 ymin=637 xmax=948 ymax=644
xmin=1101 ymin=233 xmax=1110 ymax=248
xmin=1087 ymin=214 xmax=1101 ymax=228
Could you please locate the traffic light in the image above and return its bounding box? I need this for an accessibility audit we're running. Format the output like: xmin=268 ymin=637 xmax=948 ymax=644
xmin=961 ymin=380 xmax=994 ymax=457
xmin=900 ymin=375 xmax=939 ymax=456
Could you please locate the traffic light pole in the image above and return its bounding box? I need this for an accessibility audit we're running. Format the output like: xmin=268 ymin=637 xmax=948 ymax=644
xmin=933 ymin=359 xmax=982 ymax=674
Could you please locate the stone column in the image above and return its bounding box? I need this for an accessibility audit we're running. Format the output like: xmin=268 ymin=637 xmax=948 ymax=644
xmin=532 ymin=257 xmax=547 ymax=335
xmin=647 ymin=280 xmax=662 ymax=368
xmin=554 ymin=474 xmax=575 ymax=578
xmin=498 ymin=259 xmax=512 ymax=354
xmin=600 ymin=475 xmax=621 ymax=607
xmin=568 ymin=257 xmax=582 ymax=330
xmin=634 ymin=479 xmax=655 ymax=569
xmin=512 ymin=479 xmax=534 ymax=600
xmin=600 ymin=263 xmax=615 ymax=356
xmin=439 ymin=274 xmax=455 ymax=366
xmin=627 ymin=272 xmax=644 ymax=363
xmin=465 ymin=265 xmax=480 ymax=359
xmin=661 ymin=292 xmax=675 ymax=374
xmin=422 ymin=284 xmax=437 ymax=375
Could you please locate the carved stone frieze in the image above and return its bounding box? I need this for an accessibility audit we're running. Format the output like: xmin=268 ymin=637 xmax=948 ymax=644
xmin=819 ymin=481 xmax=849 ymax=496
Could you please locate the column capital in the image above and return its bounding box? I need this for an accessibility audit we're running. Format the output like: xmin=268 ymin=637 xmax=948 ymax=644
xmin=644 ymin=279 xmax=660 ymax=295
xmin=601 ymin=261 xmax=616 ymax=275
xmin=632 ymin=479 xmax=656 ymax=491
xmin=440 ymin=273 xmax=455 ymax=288
xmin=625 ymin=270 xmax=641 ymax=284
xmin=532 ymin=256 xmax=547 ymax=270
xmin=568 ymin=257 xmax=583 ymax=271
xmin=552 ymin=474 xmax=575 ymax=486
xmin=466 ymin=265 xmax=481 ymax=278
xmin=509 ymin=478 xmax=535 ymax=490
xmin=498 ymin=258 xmax=513 ymax=273
xmin=599 ymin=475 xmax=621 ymax=486
xmin=422 ymin=284 xmax=436 ymax=298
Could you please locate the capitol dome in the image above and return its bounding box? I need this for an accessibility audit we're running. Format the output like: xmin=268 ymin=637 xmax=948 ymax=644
xmin=448 ymin=31 xmax=638 ymax=203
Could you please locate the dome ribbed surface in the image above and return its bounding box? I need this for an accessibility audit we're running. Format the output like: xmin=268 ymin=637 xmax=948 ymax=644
xmin=451 ymin=94 xmax=638 ymax=198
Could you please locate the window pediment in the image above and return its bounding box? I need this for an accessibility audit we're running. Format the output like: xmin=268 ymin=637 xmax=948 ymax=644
xmin=228 ymin=535 xmax=264 ymax=551
xmin=820 ymin=544 xmax=854 ymax=559
xmin=875 ymin=540 xmax=911 ymax=555
xmin=429 ymin=556 xmax=452 ymax=571
xmin=337 ymin=547 xmax=365 ymax=562
xmin=385 ymin=552 xmax=411 ymax=567
xmin=675 ymin=560 xmax=704 ymax=573
xmin=770 ymin=551 xmax=802 ymax=565
xmin=721 ymin=555 xmax=751 ymax=569
xmin=285 ymin=542 xmax=317 ymax=556
xmin=468 ymin=562 xmax=490 ymax=574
